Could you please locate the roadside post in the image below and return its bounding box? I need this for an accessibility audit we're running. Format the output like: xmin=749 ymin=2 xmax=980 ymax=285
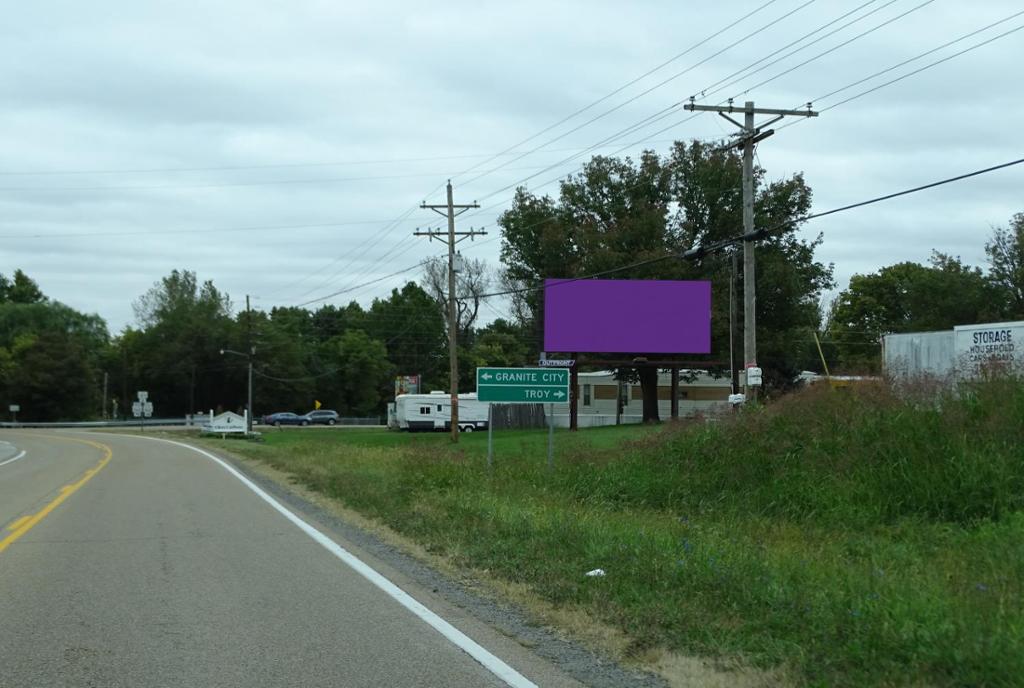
xmin=476 ymin=367 xmax=569 ymax=470
xmin=133 ymin=391 xmax=152 ymax=432
xmin=9 ymin=404 xmax=19 ymax=424
xmin=487 ymin=403 xmax=493 ymax=469
xmin=548 ymin=403 xmax=554 ymax=471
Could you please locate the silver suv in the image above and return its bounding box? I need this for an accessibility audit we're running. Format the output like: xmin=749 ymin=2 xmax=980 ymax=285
xmin=303 ymin=410 xmax=339 ymax=425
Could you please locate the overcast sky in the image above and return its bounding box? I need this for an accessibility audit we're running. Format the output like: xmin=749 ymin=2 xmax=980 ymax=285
xmin=2 ymin=0 xmax=1021 ymax=333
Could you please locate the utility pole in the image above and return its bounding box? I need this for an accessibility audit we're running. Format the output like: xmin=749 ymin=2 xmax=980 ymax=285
xmin=684 ymin=99 xmax=817 ymax=401
xmin=246 ymin=294 xmax=254 ymax=433
xmin=416 ymin=181 xmax=483 ymax=443
xmin=102 ymin=371 xmax=108 ymax=419
xmin=729 ymin=250 xmax=740 ymax=395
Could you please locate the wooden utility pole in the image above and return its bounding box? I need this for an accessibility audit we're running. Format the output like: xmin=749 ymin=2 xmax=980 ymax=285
xmin=729 ymin=250 xmax=740 ymax=395
xmin=684 ymin=99 xmax=817 ymax=401
xmin=417 ymin=181 xmax=483 ymax=442
xmin=246 ymin=294 xmax=254 ymax=433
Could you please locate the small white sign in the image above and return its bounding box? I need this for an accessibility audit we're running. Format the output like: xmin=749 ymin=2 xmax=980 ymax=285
xmin=746 ymin=367 xmax=763 ymax=386
xmin=137 ymin=390 xmax=148 ymax=402
xmin=131 ymin=402 xmax=142 ymax=417
xmin=728 ymin=393 xmax=746 ymax=406
xmin=208 ymin=411 xmax=247 ymax=433
xmin=8 ymin=404 xmax=19 ymax=413
xmin=539 ymin=359 xmax=575 ymax=368
xmin=142 ymin=402 xmax=153 ymax=417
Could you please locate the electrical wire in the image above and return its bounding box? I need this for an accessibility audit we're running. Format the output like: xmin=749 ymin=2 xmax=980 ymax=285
xmin=725 ymin=0 xmax=937 ymax=101
xmin=475 ymin=156 xmax=1024 ymax=299
xmin=455 ymin=0 xmax=819 ymax=190
xmin=465 ymin=0 xmax=931 ymax=209
xmin=449 ymin=0 xmax=783 ymax=185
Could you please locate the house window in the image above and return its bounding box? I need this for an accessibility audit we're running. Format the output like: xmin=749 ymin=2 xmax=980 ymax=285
xmin=437 ymin=404 xmax=443 ymax=412
xmin=583 ymin=384 xmax=592 ymax=406
xmin=420 ymin=406 xmax=431 ymax=415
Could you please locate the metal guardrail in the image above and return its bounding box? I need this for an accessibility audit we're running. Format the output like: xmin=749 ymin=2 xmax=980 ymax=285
xmin=1 ymin=417 xmax=383 ymax=429
xmin=0 ymin=418 xmax=191 ymax=429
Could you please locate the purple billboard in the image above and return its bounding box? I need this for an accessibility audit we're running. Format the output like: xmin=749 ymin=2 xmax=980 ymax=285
xmin=543 ymin=279 xmax=711 ymax=354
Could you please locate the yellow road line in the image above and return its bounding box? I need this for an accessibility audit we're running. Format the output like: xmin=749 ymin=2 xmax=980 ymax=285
xmin=6 ymin=516 xmax=30 ymax=531
xmin=0 ymin=438 xmax=112 ymax=554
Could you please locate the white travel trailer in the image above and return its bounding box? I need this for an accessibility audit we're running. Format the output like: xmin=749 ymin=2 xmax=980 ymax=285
xmin=394 ymin=391 xmax=491 ymax=432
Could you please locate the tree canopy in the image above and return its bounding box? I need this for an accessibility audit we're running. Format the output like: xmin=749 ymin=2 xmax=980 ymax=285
xmin=499 ymin=141 xmax=834 ymax=417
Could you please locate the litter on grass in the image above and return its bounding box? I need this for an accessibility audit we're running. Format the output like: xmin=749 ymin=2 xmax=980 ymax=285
xmin=585 ymin=568 xmax=606 ymax=577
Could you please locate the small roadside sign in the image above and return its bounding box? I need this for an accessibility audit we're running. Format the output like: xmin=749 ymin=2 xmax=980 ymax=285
xmin=132 ymin=402 xmax=142 ymax=417
xmin=477 ymin=367 xmax=569 ymax=403
xmin=746 ymin=366 xmax=763 ymax=386
xmin=8 ymin=404 xmax=19 ymax=413
xmin=539 ymin=358 xmax=574 ymax=368
xmin=137 ymin=390 xmax=148 ymax=402
xmin=142 ymin=402 xmax=153 ymax=417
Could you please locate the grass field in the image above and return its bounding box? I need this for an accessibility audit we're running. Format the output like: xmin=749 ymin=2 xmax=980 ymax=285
xmin=208 ymin=378 xmax=1024 ymax=687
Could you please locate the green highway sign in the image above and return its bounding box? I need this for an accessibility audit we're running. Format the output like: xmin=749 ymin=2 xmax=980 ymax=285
xmin=476 ymin=367 xmax=570 ymax=403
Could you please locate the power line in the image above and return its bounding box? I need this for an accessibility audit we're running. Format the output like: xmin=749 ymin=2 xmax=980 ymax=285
xmin=449 ymin=0 xmax=783 ymax=185
xmin=725 ymin=0 xmax=938 ymax=101
xmin=0 ymin=163 xmax=560 ymax=193
xmin=290 ymin=260 xmax=430 ymax=308
xmin=477 ymin=156 xmax=1024 ymax=299
xmin=455 ymin=0 xmax=818 ymax=191
xmin=688 ymin=0 xmax=892 ymax=102
xmin=466 ymin=0 xmax=924 ymax=209
xmin=811 ymin=9 xmax=1024 ymax=106
xmin=815 ymin=23 xmax=1024 ymax=112
xmin=0 ymin=218 xmax=400 ymax=241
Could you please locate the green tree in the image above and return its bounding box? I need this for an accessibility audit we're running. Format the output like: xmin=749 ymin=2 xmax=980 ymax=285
xmin=827 ymin=253 xmax=999 ymax=370
xmin=123 ymin=270 xmax=239 ymax=416
xmin=468 ymin=318 xmax=532 ymax=369
xmin=365 ymin=283 xmax=446 ymax=390
xmin=0 ymin=271 xmax=110 ymax=420
xmin=0 ymin=269 xmax=46 ymax=304
xmin=499 ymin=142 xmax=832 ymax=418
xmin=318 ymin=330 xmax=393 ymax=415
xmin=986 ymin=212 xmax=1024 ymax=318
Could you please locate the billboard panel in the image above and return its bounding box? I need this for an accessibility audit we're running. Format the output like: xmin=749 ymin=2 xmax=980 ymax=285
xmin=394 ymin=374 xmax=421 ymax=397
xmin=543 ymin=279 xmax=711 ymax=354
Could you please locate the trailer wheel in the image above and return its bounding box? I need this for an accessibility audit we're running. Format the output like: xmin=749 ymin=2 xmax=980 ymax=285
xmin=461 ymin=425 xmax=474 ymax=433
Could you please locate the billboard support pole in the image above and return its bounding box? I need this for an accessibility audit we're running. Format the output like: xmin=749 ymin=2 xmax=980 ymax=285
xmin=615 ymin=377 xmax=622 ymax=426
xmin=670 ymin=367 xmax=679 ymax=419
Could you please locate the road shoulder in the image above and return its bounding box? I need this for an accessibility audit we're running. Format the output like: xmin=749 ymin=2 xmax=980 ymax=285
xmin=189 ymin=435 xmax=667 ymax=688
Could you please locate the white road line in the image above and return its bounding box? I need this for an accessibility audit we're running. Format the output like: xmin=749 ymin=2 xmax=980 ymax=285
xmin=0 ymin=451 xmax=26 ymax=467
xmin=125 ymin=435 xmax=537 ymax=688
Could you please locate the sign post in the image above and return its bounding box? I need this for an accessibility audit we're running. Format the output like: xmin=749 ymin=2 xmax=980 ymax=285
xmin=133 ymin=391 xmax=152 ymax=432
xmin=487 ymin=403 xmax=493 ymax=469
xmin=9 ymin=404 xmax=19 ymax=424
xmin=477 ymin=367 xmax=569 ymax=470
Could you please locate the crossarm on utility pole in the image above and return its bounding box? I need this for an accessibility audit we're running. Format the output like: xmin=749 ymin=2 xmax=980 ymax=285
xmin=683 ymin=99 xmax=818 ymax=402
xmin=416 ymin=181 xmax=483 ymax=443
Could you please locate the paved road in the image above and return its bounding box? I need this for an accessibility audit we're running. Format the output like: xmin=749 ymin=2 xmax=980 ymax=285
xmin=0 ymin=431 xmax=581 ymax=687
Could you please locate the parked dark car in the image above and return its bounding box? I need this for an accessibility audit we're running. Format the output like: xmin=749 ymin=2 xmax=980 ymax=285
xmin=303 ymin=410 xmax=339 ymax=425
xmin=262 ymin=412 xmax=306 ymax=426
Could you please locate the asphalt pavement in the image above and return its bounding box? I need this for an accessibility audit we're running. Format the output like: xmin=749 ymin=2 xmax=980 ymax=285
xmin=0 ymin=430 xmax=585 ymax=687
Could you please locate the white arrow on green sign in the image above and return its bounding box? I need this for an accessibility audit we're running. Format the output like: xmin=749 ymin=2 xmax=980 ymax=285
xmin=476 ymin=367 xmax=570 ymax=403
